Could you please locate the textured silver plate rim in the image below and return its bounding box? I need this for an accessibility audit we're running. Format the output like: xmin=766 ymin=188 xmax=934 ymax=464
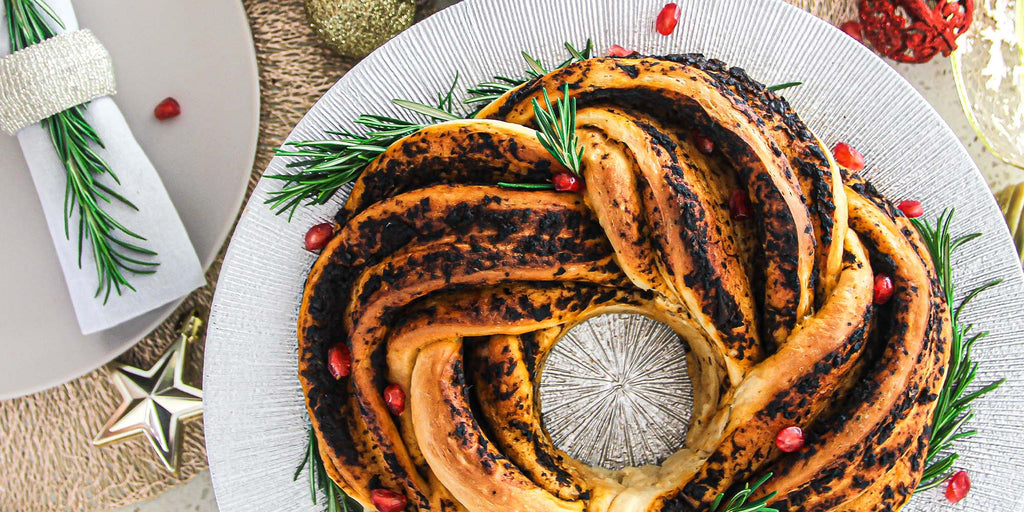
xmin=203 ymin=1 xmax=1024 ymax=511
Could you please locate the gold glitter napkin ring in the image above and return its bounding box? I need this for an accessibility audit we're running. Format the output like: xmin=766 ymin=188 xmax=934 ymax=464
xmin=0 ymin=29 xmax=116 ymax=135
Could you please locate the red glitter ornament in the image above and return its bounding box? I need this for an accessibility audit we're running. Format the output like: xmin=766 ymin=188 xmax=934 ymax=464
xmin=858 ymin=0 xmax=973 ymax=63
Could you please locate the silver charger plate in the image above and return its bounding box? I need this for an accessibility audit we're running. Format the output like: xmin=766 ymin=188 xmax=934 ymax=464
xmin=203 ymin=0 xmax=1024 ymax=510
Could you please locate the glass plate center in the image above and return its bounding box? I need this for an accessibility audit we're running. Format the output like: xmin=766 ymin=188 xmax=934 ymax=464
xmin=538 ymin=313 xmax=692 ymax=469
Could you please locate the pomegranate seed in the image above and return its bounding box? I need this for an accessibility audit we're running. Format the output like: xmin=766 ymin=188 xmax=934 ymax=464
xmin=304 ymin=222 xmax=334 ymax=251
xmin=898 ymin=200 xmax=923 ymax=218
xmin=370 ymin=488 xmax=407 ymax=512
xmin=656 ymin=3 xmax=681 ymax=36
xmin=832 ymin=142 xmax=865 ymax=171
xmin=945 ymin=470 xmax=971 ymax=504
xmin=694 ymin=133 xmax=715 ymax=155
xmin=729 ymin=189 xmax=753 ymax=220
xmin=873 ymin=274 xmax=895 ymax=305
xmin=607 ymin=44 xmax=633 ymax=57
xmin=153 ymin=97 xmax=181 ymax=120
xmin=840 ymin=21 xmax=864 ymax=42
xmin=327 ymin=343 xmax=351 ymax=379
xmin=553 ymin=172 xmax=583 ymax=192
xmin=775 ymin=426 xmax=805 ymax=452
xmin=384 ymin=384 xmax=406 ymax=415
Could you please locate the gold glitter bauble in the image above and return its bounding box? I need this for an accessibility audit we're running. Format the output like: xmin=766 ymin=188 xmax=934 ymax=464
xmin=996 ymin=182 xmax=1024 ymax=265
xmin=305 ymin=0 xmax=416 ymax=59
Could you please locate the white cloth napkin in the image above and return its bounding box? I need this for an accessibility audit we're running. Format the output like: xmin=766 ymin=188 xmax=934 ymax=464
xmin=0 ymin=0 xmax=205 ymax=334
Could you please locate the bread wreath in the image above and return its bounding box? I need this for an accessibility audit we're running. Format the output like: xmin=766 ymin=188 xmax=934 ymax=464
xmin=297 ymin=55 xmax=949 ymax=512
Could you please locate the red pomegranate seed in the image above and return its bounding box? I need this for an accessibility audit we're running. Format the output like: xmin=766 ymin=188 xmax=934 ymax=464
xmin=694 ymin=133 xmax=715 ymax=155
xmin=873 ymin=274 xmax=895 ymax=305
xmin=945 ymin=470 xmax=971 ymax=504
xmin=607 ymin=44 xmax=633 ymax=57
xmin=775 ymin=426 xmax=805 ymax=452
xmin=840 ymin=21 xmax=864 ymax=42
xmin=370 ymin=488 xmax=407 ymax=512
xmin=327 ymin=343 xmax=351 ymax=379
xmin=729 ymin=189 xmax=753 ymax=220
xmin=153 ymin=97 xmax=181 ymax=120
xmin=384 ymin=384 xmax=406 ymax=415
xmin=832 ymin=142 xmax=865 ymax=171
xmin=304 ymin=222 xmax=334 ymax=251
xmin=656 ymin=3 xmax=681 ymax=36
xmin=898 ymin=200 xmax=923 ymax=218
xmin=553 ymin=172 xmax=583 ymax=192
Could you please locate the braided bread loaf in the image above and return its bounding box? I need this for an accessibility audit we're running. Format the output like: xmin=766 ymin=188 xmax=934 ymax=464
xmin=298 ymin=55 xmax=950 ymax=512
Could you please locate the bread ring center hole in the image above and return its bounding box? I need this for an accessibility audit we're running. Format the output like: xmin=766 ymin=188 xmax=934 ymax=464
xmin=538 ymin=313 xmax=693 ymax=470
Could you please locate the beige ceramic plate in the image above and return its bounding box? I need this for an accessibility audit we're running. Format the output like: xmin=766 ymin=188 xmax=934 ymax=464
xmin=0 ymin=0 xmax=258 ymax=399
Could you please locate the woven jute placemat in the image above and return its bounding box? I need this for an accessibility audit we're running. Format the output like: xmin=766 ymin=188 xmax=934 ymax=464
xmin=0 ymin=0 xmax=853 ymax=510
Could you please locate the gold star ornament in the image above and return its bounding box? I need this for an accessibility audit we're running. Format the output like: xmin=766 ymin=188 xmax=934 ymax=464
xmin=93 ymin=312 xmax=205 ymax=474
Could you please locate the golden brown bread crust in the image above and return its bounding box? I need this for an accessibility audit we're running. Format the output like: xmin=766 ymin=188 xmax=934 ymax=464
xmin=478 ymin=57 xmax=819 ymax=348
xmin=467 ymin=332 xmax=589 ymax=501
xmin=574 ymin=106 xmax=761 ymax=375
xmin=298 ymin=54 xmax=950 ymax=512
xmin=412 ymin=339 xmax=585 ymax=512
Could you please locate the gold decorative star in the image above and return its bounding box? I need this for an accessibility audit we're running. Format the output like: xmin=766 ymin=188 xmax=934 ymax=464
xmin=93 ymin=313 xmax=204 ymax=474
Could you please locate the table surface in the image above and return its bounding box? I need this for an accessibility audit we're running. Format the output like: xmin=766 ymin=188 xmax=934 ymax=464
xmin=115 ymin=54 xmax=1022 ymax=512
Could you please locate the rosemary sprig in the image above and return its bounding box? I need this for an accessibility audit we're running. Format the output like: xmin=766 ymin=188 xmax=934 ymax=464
xmin=910 ymin=210 xmax=1003 ymax=491
xmin=498 ymin=82 xmax=584 ymax=191
xmin=464 ymin=40 xmax=594 ymax=107
xmin=709 ymin=473 xmax=778 ymax=512
xmin=267 ymin=41 xmax=593 ymax=216
xmin=265 ymin=76 xmax=461 ymax=217
xmin=5 ymin=0 xmax=157 ymax=301
xmin=295 ymin=426 xmax=362 ymax=512
xmin=532 ymin=83 xmax=583 ymax=175
xmin=266 ymin=117 xmax=423 ymax=217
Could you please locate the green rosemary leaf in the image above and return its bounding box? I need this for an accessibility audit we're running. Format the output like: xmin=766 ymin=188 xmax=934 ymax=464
xmin=951 ymin=378 xmax=1003 ymax=410
xmin=955 ymin=280 xmax=1001 ymax=319
xmin=391 ymin=99 xmax=460 ymax=122
xmin=497 ymin=182 xmax=555 ymax=190
xmin=563 ymin=39 xmax=594 ymax=61
xmin=767 ymin=81 xmax=803 ymax=92
xmin=522 ymin=50 xmax=547 ymax=76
